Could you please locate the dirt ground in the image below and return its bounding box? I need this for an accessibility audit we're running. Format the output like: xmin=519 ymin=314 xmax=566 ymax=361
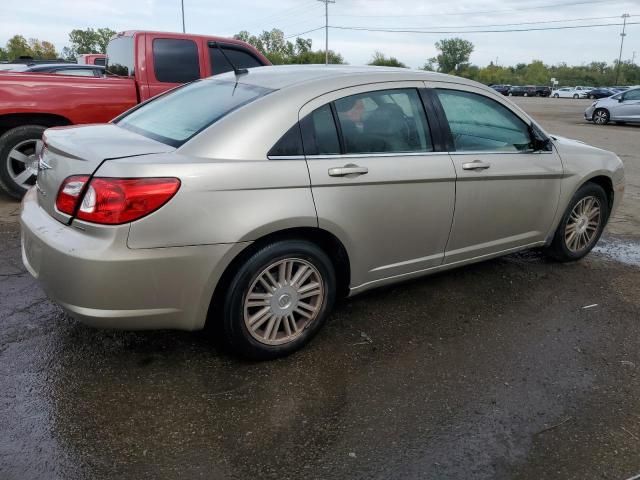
xmin=1 ymin=97 xmax=639 ymax=480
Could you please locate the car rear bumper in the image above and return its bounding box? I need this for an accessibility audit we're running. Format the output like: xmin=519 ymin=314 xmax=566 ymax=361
xmin=20 ymin=188 xmax=248 ymax=331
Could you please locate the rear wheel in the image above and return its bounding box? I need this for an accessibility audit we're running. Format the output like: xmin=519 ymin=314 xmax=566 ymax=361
xmin=573 ymin=94 xmax=579 ymax=99
xmin=524 ymin=92 xmax=528 ymax=97
xmin=546 ymin=183 xmax=609 ymax=262
xmin=592 ymin=108 xmax=610 ymax=125
xmin=553 ymin=93 xmax=559 ymax=98
xmin=589 ymin=94 xmax=596 ymax=99
xmin=508 ymin=92 xmax=513 ymax=96
xmin=221 ymin=240 xmax=336 ymax=360
xmin=0 ymin=125 xmax=46 ymax=199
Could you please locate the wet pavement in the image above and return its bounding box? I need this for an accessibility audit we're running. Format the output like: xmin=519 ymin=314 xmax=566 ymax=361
xmin=1 ymin=98 xmax=640 ymax=479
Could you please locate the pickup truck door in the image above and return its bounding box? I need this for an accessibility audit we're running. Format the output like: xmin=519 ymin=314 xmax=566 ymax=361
xmin=143 ymin=34 xmax=207 ymax=100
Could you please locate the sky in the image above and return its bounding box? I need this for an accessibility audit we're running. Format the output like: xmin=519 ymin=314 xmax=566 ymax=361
xmin=1 ymin=0 xmax=639 ymax=68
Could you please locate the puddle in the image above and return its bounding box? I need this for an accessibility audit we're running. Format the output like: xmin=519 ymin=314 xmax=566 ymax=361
xmin=593 ymin=236 xmax=640 ymax=267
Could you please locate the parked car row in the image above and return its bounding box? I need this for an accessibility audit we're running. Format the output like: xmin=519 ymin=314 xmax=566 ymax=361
xmin=490 ymin=85 xmax=551 ymax=97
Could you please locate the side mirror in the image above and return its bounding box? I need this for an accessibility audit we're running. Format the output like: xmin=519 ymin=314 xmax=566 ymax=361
xmin=529 ymin=124 xmax=552 ymax=152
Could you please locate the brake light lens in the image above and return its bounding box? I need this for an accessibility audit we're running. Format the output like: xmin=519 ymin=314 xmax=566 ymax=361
xmin=56 ymin=175 xmax=90 ymax=215
xmin=56 ymin=176 xmax=180 ymax=225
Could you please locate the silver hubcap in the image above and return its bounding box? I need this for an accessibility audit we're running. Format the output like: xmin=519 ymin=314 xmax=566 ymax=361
xmin=565 ymin=196 xmax=601 ymax=252
xmin=594 ymin=111 xmax=608 ymax=124
xmin=6 ymin=139 xmax=42 ymax=189
xmin=243 ymin=258 xmax=324 ymax=346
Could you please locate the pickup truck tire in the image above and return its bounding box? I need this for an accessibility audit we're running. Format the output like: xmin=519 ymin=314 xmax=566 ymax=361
xmin=0 ymin=125 xmax=46 ymax=199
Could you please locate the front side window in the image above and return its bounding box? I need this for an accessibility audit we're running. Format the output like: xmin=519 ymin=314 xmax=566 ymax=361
xmin=117 ymin=79 xmax=273 ymax=147
xmin=623 ymin=89 xmax=640 ymax=101
xmin=436 ymin=89 xmax=532 ymax=152
xmin=209 ymin=46 xmax=263 ymax=75
xmin=153 ymin=38 xmax=200 ymax=83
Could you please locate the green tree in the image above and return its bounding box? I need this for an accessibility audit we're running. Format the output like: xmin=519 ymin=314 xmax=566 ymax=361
xmin=0 ymin=47 xmax=7 ymax=61
xmin=95 ymin=28 xmax=116 ymax=53
xmin=368 ymin=51 xmax=406 ymax=68
xmin=28 ymin=38 xmax=58 ymax=59
xmin=430 ymin=38 xmax=474 ymax=74
xmin=234 ymin=29 xmax=345 ymax=65
xmin=69 ymin=28 xmax=99 ymax=55
xmin=6 ymin=35 xmax=31 ymax=60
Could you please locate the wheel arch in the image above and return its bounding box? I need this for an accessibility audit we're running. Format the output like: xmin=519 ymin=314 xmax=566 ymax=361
xmin=204 ymin=226 xmax=352 ymax=330
xmin=0 ymin=113 xmax=72 ymax=138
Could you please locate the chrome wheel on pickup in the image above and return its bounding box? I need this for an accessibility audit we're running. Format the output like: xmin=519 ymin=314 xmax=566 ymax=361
xmin=0 ymin=125 xmax=47 ymax=199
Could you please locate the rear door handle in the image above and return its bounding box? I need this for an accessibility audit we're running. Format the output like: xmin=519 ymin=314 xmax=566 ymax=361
xmin=328 ymin=164 xmax=369 ymax=177
xmin=462 ymin=160 xmax=491 ymax=171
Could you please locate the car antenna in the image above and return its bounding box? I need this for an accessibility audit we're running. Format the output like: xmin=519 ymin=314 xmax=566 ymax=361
xmin=214 ymin=43 xmax=249 ymax=77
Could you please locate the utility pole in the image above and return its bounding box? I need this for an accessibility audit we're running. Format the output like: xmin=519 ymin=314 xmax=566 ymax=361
xmin=318 ymin=0 xmax=335 ymax=65
xmin=632 ymin=51 xmax=637 ymax=66
xmin=181 ymin=0 xmax=186 ymax=33
xmin=615 ymin=13 xmax=630 ymax=85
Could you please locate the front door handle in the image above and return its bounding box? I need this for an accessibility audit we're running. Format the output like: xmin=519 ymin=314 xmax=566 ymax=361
xmin=462 ymin=160 xmax=491 ymax=171
xmin=328 ymin=164 xmax=369 ymax=177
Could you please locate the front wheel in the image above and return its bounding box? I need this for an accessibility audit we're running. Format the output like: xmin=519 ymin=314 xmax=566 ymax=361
xmin=592 ymin=108 xmax=610 ymax=125
xmin=553 ymin=94 xmax=559 ymax=98
xmin=221 ymin=240 xmax=336 ymax=360
xmin=546 ymin=183 xmax=609 ymax=262
xmin=573 ymin=94 xmax=579 ymax=99
xmin=0 ymin=125 xmax=47 ymax=199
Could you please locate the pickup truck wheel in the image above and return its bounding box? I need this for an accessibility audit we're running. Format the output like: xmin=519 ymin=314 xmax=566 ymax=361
xmin=0 ymin=125 xmax=46 ymax=199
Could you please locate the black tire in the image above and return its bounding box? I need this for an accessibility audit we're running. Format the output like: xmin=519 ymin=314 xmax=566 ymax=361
xmin=592 ymin=108 xmax=610 ymax=125
xmin=0 ymin=125 xmax=46 ymax=199
xmin=553 ymin=94 xmax=559 ymax=98
xmin=589 ymin=94 xmax=596 ymax=99
xmin=573 ymin=94 xmax=579 ymax=99
xmin=524 ymin=92 xmax=528 ymax=97
xmin=221 ymin=240 xmax=336 ymax=360
xmin=546 ymin=183 xmax=609 ymax=262
xmin=508 ymin=92 xmax=513 ymax=96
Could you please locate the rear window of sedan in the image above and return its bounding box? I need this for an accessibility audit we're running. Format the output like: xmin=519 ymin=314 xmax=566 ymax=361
xmin=116 ymin=79 xmax=274 ymax=147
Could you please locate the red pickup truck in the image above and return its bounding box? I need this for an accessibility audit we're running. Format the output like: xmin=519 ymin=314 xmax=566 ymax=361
xmin=0 ymin=30 xmax=270 ymax=198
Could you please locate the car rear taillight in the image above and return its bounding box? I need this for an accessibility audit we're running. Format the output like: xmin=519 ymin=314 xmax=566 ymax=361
xmin=56 ymin=175 xmax=90 ymax=215
xmin=56 ymin=176 xmax=180 ymax=225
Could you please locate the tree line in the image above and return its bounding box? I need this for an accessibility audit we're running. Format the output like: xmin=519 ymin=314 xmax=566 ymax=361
xmin=2 ymin=27 xmax=638 ymax=86
xmin=0 ymin=28 xmax=116 ymax=61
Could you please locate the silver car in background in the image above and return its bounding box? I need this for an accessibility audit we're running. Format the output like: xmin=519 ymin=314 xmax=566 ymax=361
xmin=585 ymin=86 xmax=640 ymax=125
xmin=21 ymin=66 xmax=625 ymax=359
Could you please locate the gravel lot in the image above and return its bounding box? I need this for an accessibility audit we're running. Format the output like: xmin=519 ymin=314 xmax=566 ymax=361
xmin=1 ymin=97 xmax=639 ymax=480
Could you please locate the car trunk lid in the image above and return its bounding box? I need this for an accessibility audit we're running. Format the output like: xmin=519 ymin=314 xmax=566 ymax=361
xmin=36 ymin=124 xmax=174 ymax=223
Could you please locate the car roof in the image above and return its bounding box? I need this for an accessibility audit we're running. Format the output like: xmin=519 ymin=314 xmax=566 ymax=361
xmin=214 ymin=64 xmax=483 ymax=92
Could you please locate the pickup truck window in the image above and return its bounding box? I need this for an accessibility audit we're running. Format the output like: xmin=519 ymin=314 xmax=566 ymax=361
xmin=116 ymin=79 xmax=274 ymax=147
xmin=153 ymin=38 xmax=200 ymax=83
xmin=209 ymin=46 xmax=263 ymax=75
xmin=106 ymin=36 xmax=134 ymax=76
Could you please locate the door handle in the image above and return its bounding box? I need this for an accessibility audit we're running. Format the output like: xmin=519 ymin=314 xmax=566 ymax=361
xmin=462 ymin=160 xmax=491 ymax=171
xmin=328 ymin=164 xmax=369 ymax=177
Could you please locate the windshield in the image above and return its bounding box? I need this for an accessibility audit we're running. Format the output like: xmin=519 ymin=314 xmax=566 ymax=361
xmin=116 ymin=79 xmax=274 ymax=147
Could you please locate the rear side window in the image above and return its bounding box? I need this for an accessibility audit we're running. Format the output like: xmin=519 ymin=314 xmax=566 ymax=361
xmin=268 ymin=124 xmax=304 ymax=157
xmin=94 ymin=57 xmax=106 ymax=66
xmin=300 ymin=105 xmax=341 ymax=155
xmin=209 ymin=45 xmax=263 ymax=75
xmin=334 ymin=89 xmax=432 ymax=154
xmin=106 ymin=36 xmax=134 ymax=76
xmin=53 ymin=68 xmax=97 ymax=77
xmin=153 ymin=38 xmax=200 ymax=83
xmin=117 ymin=79 xmax=274 ymax=147
xmin=436 ymin=89 xmax=532 ymax=152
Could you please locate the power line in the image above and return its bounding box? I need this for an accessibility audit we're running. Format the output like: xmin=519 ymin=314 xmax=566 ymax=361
xmin=339 ymin=14 xmax=639 ymax=31
xmin=284 ymin=26 xmax=325 ymax=40
xmin=329 ymin=21 xmax=640 ymax=35
xmin=331 ymin=0 xmax=621 ymax=18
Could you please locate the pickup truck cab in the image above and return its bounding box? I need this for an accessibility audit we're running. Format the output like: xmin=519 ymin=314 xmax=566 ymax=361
xmin=0 ymin=30 xmax=270 ymax=198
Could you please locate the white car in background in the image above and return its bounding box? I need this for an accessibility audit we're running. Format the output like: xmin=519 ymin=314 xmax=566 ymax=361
xmin=552 ymin=87 xmax=592 ymax=99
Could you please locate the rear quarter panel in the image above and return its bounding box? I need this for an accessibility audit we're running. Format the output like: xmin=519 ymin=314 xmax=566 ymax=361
xmin=95 ymin=153 xmax=318 ymax=249
xmin=0 ymin=74 xmax=138 ymax=123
